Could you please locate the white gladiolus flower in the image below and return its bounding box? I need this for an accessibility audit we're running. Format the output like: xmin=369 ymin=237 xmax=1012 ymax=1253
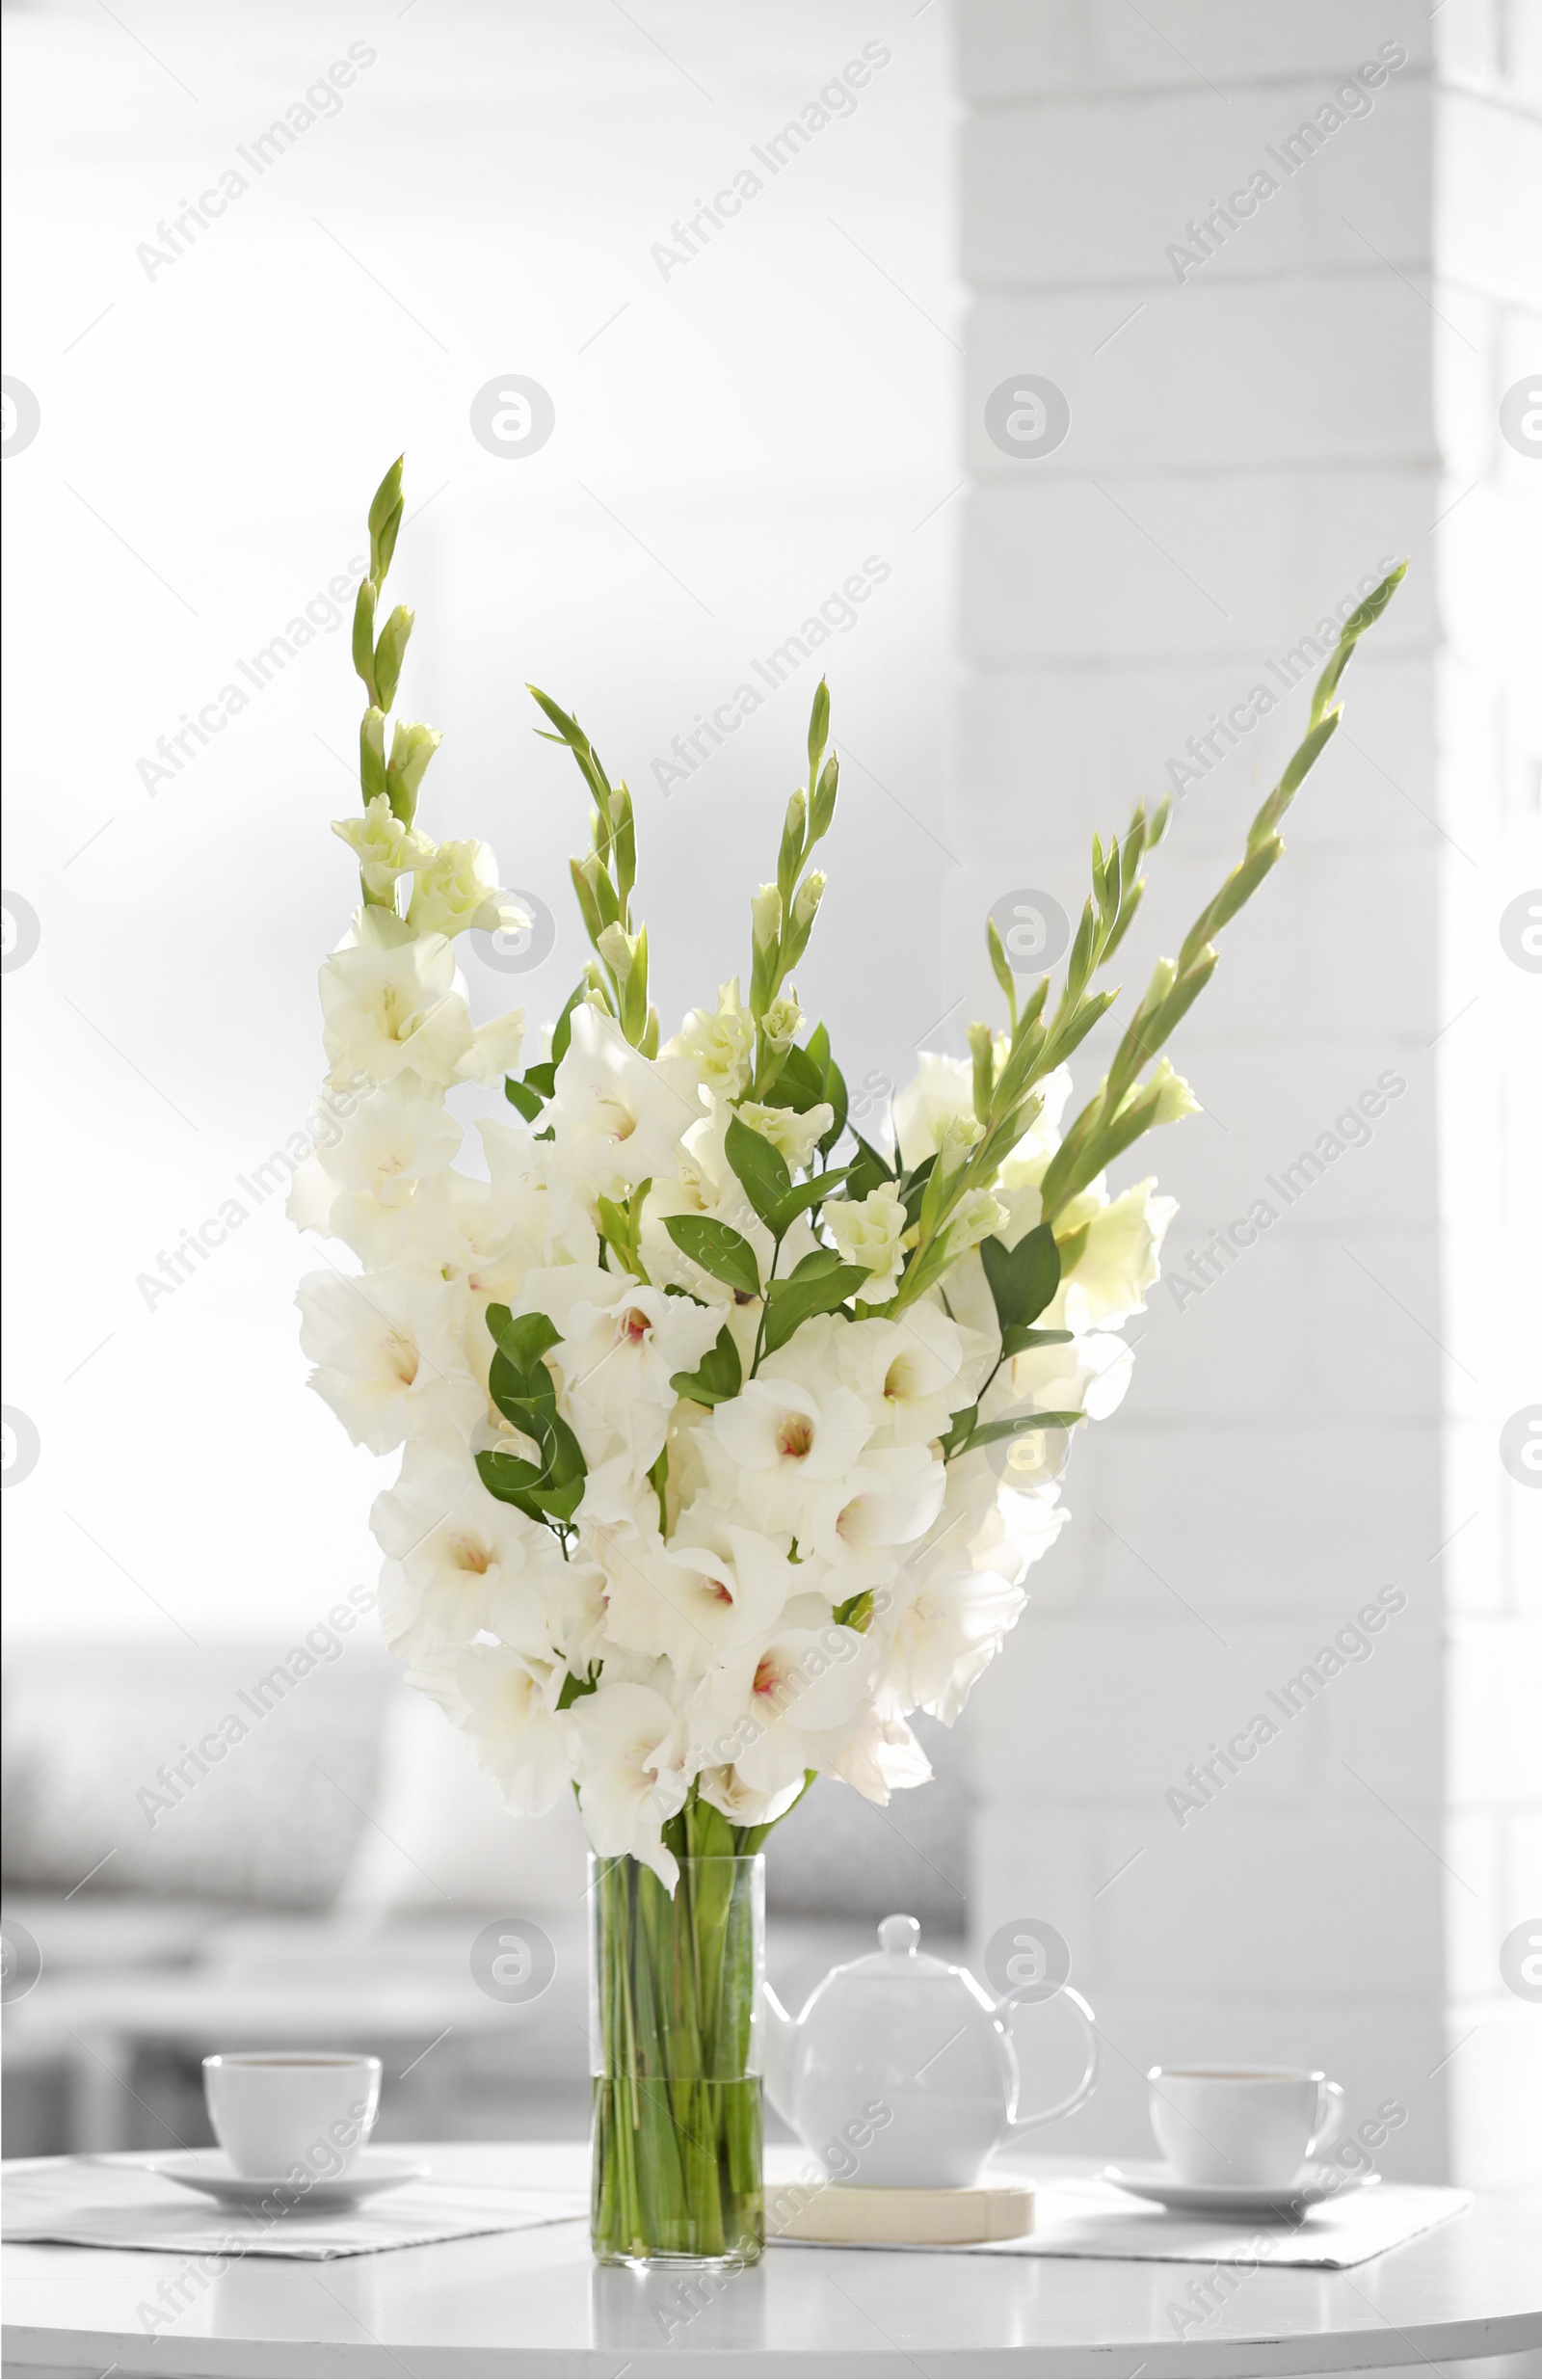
xmin=456 ymin=1010 xmax=527 ymax=1086
xmin=877 ymin=1564 xmax=1028 ymax=1725
xmin=371 ymin=1454 xmax=565 ymax=1659
xmin=547 ymin=1003 xmax=703 ymax=1196
xmin=688 ymin=1624 xmax=874 ymax=1798
xmin=902 ymin=1451 xmax=1066 ymax=1593
xmin=708 ymin=1376 xmax=874 ymax=1534
xmin=834 ymin=1305 xmax=980 ymax=1446
xmin=320 ymin=914 xmax=473 ymax=1090
xmin=409 ymin=839 xmax=527 ymax=939
xmin=829 ymin=1708 xmax=933 ymax=1803
xmin=825 ymin=1184 xmax=907 ymax=1297
xmin=892 ymin=1053 xmax=977 ymax=1167
xmin=1001 ymin=1327 xmax=1133 ymax=1424
xmin=1060 ymin=1176 xmax=1177 ymax=1331
xmin=800 ymin=1446 xmax=947 ymax=1602
xmin=408 ymin=1644 xmax=572 ymax=1814
xmin=571 ymin=1681 xmax=689 ymax=1888
xmin=947 ymin=1187 xmax=1007 ymax=1256
xmin=332 ymin=794 xmax=437 ymax=903
xmin=558 ymin=1281 xmax=728 ymax=1474
xmin=735 ymin=1102 xmax=835 ymax=1169
xmin=760 ymin=993 xmax=804 ymax=1053
xmin=667 ymin=978 xmax=753 ymax=1100
xmin=600 ymin=1521 xmax=793 ymax=1678
xmin=298 ymin=1266 xmax=481 ymax=1454
xmin=291 ymin=1083 xmax=463 ymax=1265
xmin=696 ymin=1765 xmax=808 ymax=1827
xmin=296 ymin=666 xmax=1200 ymax=1889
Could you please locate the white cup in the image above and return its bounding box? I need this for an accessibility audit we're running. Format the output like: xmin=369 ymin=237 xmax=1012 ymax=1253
xmin=202 ymin=2052 xmax=382 ymax=2180
xmin=1147 ymin=2064 xmax=1347 ymax=2188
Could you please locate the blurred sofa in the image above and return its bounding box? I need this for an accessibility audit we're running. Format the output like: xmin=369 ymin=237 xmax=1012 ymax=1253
xmin=1 ymin=1636 xmax=969 ymax=2158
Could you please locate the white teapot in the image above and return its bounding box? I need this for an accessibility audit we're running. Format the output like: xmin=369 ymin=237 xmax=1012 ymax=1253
xmin=762 ymin=1914 xmax=1098 ymax=2189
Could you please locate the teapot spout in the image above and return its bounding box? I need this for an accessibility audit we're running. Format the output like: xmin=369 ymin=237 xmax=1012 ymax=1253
xmin=759 ymin=1977 xmax=799 ymax=2127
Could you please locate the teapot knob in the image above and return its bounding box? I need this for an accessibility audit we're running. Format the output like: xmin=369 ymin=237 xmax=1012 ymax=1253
xmin=878 ymin=1913 xmax=920 ymax=1955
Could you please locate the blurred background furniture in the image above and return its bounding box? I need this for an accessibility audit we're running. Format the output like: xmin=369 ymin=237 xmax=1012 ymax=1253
xmin=1 ymin=1638 xmax=974 ymax=2158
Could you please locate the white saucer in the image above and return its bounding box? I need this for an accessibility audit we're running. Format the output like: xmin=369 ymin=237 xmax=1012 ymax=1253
xmin=147 ymin=2149 xmax=429 ymax=2213
xmin=1102 ymin=2160 xmax=1379 ymax=2217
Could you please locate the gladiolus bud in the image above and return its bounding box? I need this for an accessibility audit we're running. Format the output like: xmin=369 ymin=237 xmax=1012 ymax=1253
xmin=751 ymin=883 xmax=782 ymax=951
xmin=360 ymin=708 xmax=387 ymax=802
xmin=1149 ymin=1057 xmax=1199 ymax=1126
xmin=367 ymin=456 xmax=405 ymax=588
xmin=386 ymin=719 xmax=440 ymax=823
xmin=777 ymin=789 xmax=807 ymax=905
xmin=598 ymin=922 xmax=635 ymax=978
xmin=351 ymin=578 xmax=377 ymax=693
xmin=372 ymin=605 xmax=414 ymax=712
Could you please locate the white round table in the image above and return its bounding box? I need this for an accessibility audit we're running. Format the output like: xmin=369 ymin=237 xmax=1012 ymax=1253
xmin=4 ymin=2143 xmax=1539 ymax=2376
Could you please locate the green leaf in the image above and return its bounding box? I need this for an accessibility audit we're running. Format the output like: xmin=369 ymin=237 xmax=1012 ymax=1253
xmin=818 ymin=1054 xmax=849 ymax=1155
xmin=556 ymin=1667 xmax=599 ymax=1711
xmin=831 ymin=1588 xmax=874 ymax=1631
xmin=670 ymin=1323 xmax=743 ymax=1407
xmin=761 ymin=1043 xmax=827 ymax=1113
xmin=760 ymin=1253 xmax=871 ymax=1355
xmin=488 ymin=1354 xmax=541 ymax=1425
xmin=941 ymin=1402 xmax=977 ymax=1458
xmin=488 ymin=1308 xmax=562 ymax=1368
xmin=724 ymin=1112 xmax=792 ymax=1225
xmin=806 ymin=1022 xmax=848 ymax=1153
xmin=844 ymin=1133 xmax=894 ymax=1203
xmin=550 ymin=983 xmax=585 ymax=1070
xmin=663 ymin=1215 xmax=761 ymax=1298
xmin=964 ymin=1407 xmax=1083 ymax=1453
xmin=900 ymin=1155 xmax=937 ymax=1230
xmin=999 ymin=1324 xmax=1074 ymax=1357
xmin=765 ymin=1164 xmax=851 ymax=1238
xmin=980 ymin=1224 xmax=1061 ymax=1332
xmin=475 ymin=1449 xmax=547 ymax=1525
xmin=504 ymin=1074 xmax=545 ymax=1122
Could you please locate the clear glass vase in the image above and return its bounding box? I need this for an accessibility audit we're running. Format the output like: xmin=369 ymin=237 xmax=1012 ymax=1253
xmin=588 ymin=1852 xmax=765 ymax=2267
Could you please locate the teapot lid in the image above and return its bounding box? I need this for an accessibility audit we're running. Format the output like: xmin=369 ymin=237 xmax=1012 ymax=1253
xmin=843 ymin=1912 xmax=960 ymax=1978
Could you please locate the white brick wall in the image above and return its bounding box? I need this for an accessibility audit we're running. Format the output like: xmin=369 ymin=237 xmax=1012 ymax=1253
xmin=956 ymin=0 xmax=1541 ymax=2186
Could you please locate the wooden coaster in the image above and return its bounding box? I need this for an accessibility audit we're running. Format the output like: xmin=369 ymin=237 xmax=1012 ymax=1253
xmin=770 ymin=2180 xmax=1034 ymax=2246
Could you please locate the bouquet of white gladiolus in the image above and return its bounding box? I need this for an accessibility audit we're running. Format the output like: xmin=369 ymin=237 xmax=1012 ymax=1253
xmin=295 ymin=461 xmax=1400 ymax=2263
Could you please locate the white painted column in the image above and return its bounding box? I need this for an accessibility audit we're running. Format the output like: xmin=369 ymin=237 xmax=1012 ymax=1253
xmin=953 ymin=0 xmax=1540 ymax=2185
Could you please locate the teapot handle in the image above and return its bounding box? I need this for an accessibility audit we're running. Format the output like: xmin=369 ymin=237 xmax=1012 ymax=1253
xmin=998 ymin=1985 xmax=1099 ymax=2138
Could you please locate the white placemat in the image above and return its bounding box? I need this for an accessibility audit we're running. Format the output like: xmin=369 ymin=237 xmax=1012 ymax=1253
xmin=1 ymin=2157 xmax=589 ymax=2261
xmin=766 ymin=2166 xmax=1473 ymax=2271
